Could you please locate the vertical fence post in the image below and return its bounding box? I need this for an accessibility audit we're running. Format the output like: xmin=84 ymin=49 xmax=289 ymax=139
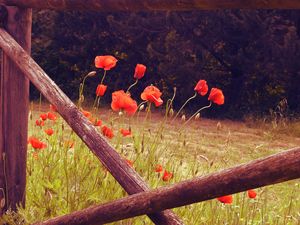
xmin=0 ymin=6 xmax=32 ymax=213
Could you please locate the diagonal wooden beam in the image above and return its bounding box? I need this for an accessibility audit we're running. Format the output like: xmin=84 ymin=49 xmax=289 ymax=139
xmin=1 ymin=0 xmax=300 ymax=10
xmin=0 ymin=28 xmax=183 ymax=225
xmin=34 ymin=147 xmax=300 ymax=225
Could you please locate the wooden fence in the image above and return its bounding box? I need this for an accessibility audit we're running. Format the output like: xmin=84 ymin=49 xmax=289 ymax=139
xmin=0 ymin=1 xmax=299 ymax=224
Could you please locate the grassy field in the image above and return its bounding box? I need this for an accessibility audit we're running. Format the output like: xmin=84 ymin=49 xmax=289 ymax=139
xmin=2 ymin=103 xmax=300 ymax=225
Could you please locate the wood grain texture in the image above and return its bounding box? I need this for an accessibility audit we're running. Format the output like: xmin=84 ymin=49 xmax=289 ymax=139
xmin=0 ymin=6 xmax=31 ymax=213
xmin=34 ymin=147 xmax=300 ymax=225
xmin=1 ymin=0 xmax=300 ymax=10
xmin=0 ymin=28 xmax=183 ymax=225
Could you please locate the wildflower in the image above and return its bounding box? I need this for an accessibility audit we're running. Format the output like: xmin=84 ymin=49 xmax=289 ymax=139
xmin=96 ymin=84 xmax=107 ymax=97
xmin=162 ymin=170 xmax=173 ymax=181
xmin=141 ymin=86 xmax=163 ymax=107
xmin=82 ymin=110 xmax=91 ymax=118
xmin=95 ymin=55 xmax=117 ymax=71
xmin=134 ymin=64 xmax=146 ymax=79
xmin=208 ymin=88 xmax=225 ymax=105
xmin=194 ymin=80 xmax=208 ymax=96
xmin=35 ymin=119 xmax=45 ymax=127
xmin=247 ymin=189 xmax=257 ymax=199
xmin=94 ymin=119 xmax=102 ymax=127
xmin=111 ymin=90 xmax=138 ymax=116
xmin=45 ymin=128 xmax=54 ymax=136
xmin=101 ymin=126 xmax=114 ymax=139
xmin=40 ymin=113 xmax=48 ymax=121
xmin=28 ymin=137 xmax=47 ymax=150
xmin=155 ymin=164 xmax=163 ymax=173
xmin=47 ymin=112 xmax=57 ymax=121
xmin=50 ymin=104 xmax=57 ymax=112
xmin=125 ymin=159 xmax=134 ymax=167
xmin=217 ymin=195 xmax=233 ymax=204
xmin=120 ymin=128 xmax=131 ymax=137
xmin=64 ymin=140 xmax=75 ymax=149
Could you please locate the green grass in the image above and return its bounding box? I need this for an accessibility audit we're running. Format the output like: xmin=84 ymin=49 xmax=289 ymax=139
xmin=1 ymin=103 xmax=300 ymax=225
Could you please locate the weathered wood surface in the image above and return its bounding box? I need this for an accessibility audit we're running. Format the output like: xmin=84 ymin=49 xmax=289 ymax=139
xmin=0 ymin=28 xmax=183 ymax=225
xmin=34 ymin=147 xmax=300 ymax=225
xmin=1 ymin=0 xmax=300 ymax=10
xmin=0 ymin=6 xmax=31 ymax=213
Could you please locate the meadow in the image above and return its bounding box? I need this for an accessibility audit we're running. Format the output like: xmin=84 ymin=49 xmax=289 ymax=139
xmin=2 ymin=57 xmax=300 ymax=225
xmin=2 ymin=105 xmax=298 ymax=225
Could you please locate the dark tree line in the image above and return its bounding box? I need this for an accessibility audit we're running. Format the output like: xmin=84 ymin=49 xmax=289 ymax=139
xmin=30 ymin=10 xmax=300 ymax=118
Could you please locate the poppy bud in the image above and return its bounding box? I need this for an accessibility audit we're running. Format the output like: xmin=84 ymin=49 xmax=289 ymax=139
xmin=79 ymin=95 xmax=84 ymax=102
xmin=195 ymin=113 xmax=200 ymax=120
xmin=181 ymin=115 xmax=186 ymax=121
xmin=139 ymin=104 xmax=145 ymax=111
xmin=87 ymin=71 xmax=97 ymax=77
xmin=169 ymin=108 xmax=174 ymax=117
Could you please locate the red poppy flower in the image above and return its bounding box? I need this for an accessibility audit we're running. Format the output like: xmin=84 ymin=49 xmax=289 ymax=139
xmin=217 ymin=195 xmax=233 ymax=204
xmin=134 ymin=64 xmax=146 ymax=79
xmin=155 ymin=164 xmax=163 ymax=173
xmin=247 ymin=189 xmax=257 ymax=199
xmin=194 ymin=80 xmax=208 ymax=96
xmin=96 ymin=84 xmax=107 ymax=97
xmin=111 ymin=90 xmax=138 ymax=116
xmin=208 ymin=88 xmax=225 ymax=105
xmin=82 ymin=110 xmax=91 ymax=118
xmin=101 ymin=126 xmax=114 ymax=139
xmin=35 ymin=119 xmax=45 ymax=127
xmin=28 ymin=137 xmax=47 ymax=150
xmin=125 ymin=159 xmax=134 ymax=167
xmin=120 ymin=128 xmax=131 ymax=137
xmin=45 ymin=128 xmax=54 ymax=136
xmin=141 ymin=86 xmax=163 ymax=107
xmin=162 ymin=170 xmax=173 ymax=181
xmin=50 ymin=104 xmax=57 ymax=112
xmin=95 ymin=55 xmax=118 ymax=71
xmin=47 ymin=112 xmax=57 ymax=121
xmin=40 ymin=113 xmax=48 ymax=121
xmin=94 ymin=119 xmax=102 ymax=127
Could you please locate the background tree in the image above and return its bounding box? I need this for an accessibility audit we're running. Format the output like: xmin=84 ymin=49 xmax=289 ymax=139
xmin=30 ymin=10 xmax=300 ymax=118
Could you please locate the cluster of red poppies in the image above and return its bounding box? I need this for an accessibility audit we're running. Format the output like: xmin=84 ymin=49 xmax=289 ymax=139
xmin=29 ymin=105 xmax=58 ymax=150
xmin=94 ymin=55 xmax=224 ymax=120
xmin=194 ymin=80 xmax=224 ymax=105
xmin=155 ymin=164 xmax=173 ymax=182
xmin=217 ymin=189 xmax=257 ymax=204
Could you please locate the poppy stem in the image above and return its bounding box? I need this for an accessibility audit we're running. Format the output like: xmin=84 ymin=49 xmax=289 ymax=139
xmin=184 ymin=101 xmax=212 ymax=125
xmin=78 ymin=71 xmax=96 ymax=107
xmin=126 ymin=79 xmax=139 ymax=94
xmin=165 ymin=87 xmax=177 ymax=118
xmin=100 ymin=70 xmax=107 ymax=85
xmin=172 ymin=92 xmax=197 ymax=122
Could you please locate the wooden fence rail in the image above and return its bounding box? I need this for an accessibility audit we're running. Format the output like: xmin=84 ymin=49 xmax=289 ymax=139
xmin=34 ymin=147 xmax=300 ymax=225
xmin=1 ymin=0 xmax=300 ymax=10
xmin=0 ymin=27 xmax=183 ymax=225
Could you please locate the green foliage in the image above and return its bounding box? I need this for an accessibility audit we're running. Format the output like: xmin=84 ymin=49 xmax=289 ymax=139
xmin=31 ymin=10 xmax=300 ymax=118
